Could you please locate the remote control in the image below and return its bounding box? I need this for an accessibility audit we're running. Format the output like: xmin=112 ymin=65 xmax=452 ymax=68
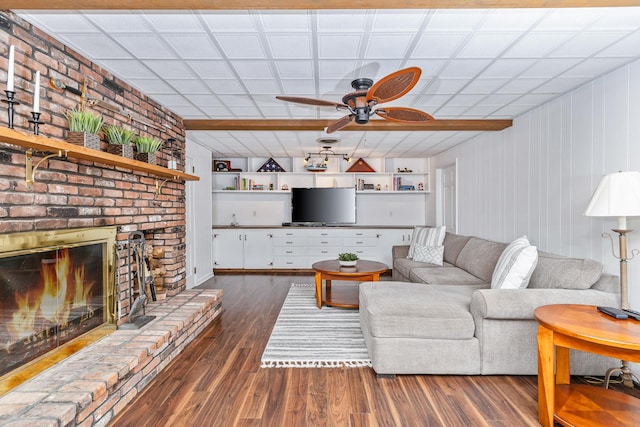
xmin=622 ymin=308 xmax=640 ymax=321
xmin=597 ymin=306 xmax=628 ymax=319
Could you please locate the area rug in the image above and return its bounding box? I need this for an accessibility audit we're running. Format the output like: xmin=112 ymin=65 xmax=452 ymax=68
xmin=261 ymin=283 xmax=372 ymax=368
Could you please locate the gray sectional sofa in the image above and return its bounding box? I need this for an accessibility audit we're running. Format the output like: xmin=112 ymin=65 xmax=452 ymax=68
xmin=359 ymin=232 xmax=620 ymax=376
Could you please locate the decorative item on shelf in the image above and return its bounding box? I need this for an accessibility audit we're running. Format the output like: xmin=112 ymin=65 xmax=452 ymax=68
xmin=584 ymin=170 xmax=640 ymax=389
xmin=346 ymin=158 xmax=375 ymax=173
xmin=28 ymin=71 xmax=42 ymax=135
xmin=103 ymin=124 xmax=135 ymax=158
xmin=65 ymin=108 xmax=103 ymax=150
xmin=282 ymin=184 xmax=289 ymax=190
xmin=257 ymin=157 xmax=285 ymax=172
xmin=396 ymin=167 xmax=413 ymax=173
xmin=134 ymin=135 xmax=162 ymax=165
xmin=166 ymin=137 xmax=178 ymax=170
xmin=376 ymin=184 xmax=381 ymax=191
xmin=3 ymin=45 xmax=19 ymax=129
xmin=213 ymin=159 xmax=231 ymax=171
xmin=338 ymin=252 xmax=358 ymax=267
xmin=418 ymin=183 xmax=424 ymax=191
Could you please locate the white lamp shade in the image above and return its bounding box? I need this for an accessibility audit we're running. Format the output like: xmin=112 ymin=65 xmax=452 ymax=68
xmin=584 ymin=171 xmax=640 ymax=228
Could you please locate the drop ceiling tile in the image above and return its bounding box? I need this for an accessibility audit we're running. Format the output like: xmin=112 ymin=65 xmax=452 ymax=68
xmin=481 ymin=93 xmax=521 ymax=105
xmin=267 ymin=34 xmax=313 ymax=59
xmin=439 ymin=60 xmax=491 ymax=78
xmin=261 ymin=11 xmax=311 ymax=31
xmin=166 ymin=79 xmax=211 ymax=94
xmin=519 ymin=58 xmax=582 ymax=78
xmin=215 ymin=34 xmax=267 ymax=59
xmin=218 ymin=94 xmax=257 ymax=106
xmin=535 ymin=9 xmax=601 ymax=31
xmin=112 ymin=35 xmax=177 ymax=59
xmin=84 ymin=13 xmax=151 ymax=33
xmin=415 ymin=94 xmax=452 ymax=107
xmin=172 ymin=106 xmax=208 ymax=118
xmin=427 ymin=10 xmax=487 ymax=31
xmin=60 ymin=34 xmax=132 ymax=59
xmin=98 ymin=60 xmax=156 ymax=79
xmin=369 ymin=61 xmax=404 ymax=80
xmin=549 ymin=32 xmax=629 ymax=58
xmin=128 ymin=78 xmax=175 ymax=94
xmin=149 ymin=94 xmax=193 ymax=107
xmin=459 ymin=78 xmax=509 ymax=94
xmin=562 ymin=57 xmax=631 ymax=78
xmin=163 ymin=35 xmax=221 ymax=59
xmin=275 ymin=61 xmax=314 ymax=79
xmin=143 ymin=13 xmax=205 ymax=33
xmin=227 ymin=106 xmax=262 ymax=116
xmin=190 ymin=61 xmax=235 ymax=79
xmin=371 ymin=11 xmax=426 ymax=31
xmin=258 ymin=106 xmax=292 ymax=117
xmin=596 ymin=32 xmax=640 ymax=57
xmin=243 ymin=79 xmax=281 ymax=94
xmin=511 ymin=93 xmax=558 ymax=105
xmin=497 ymin=78 xmax=547 ymax=94
xmin=589 ymin=7 xmax=640 ymax=30
xmin=493 ymin=104 xmax=535 ymax=116
xmin=204 ymin=79 xmax=246 ymax=94
xmin=445 ymin=94 xmax=485 ymax=106
xmin=183 ymin=94 xmax=223 ymax=106
xmin=462 ymin=105 xmax=499 ymax=116
xmin=319 ymin=61 xmax=359 ymax=79
xmin=503 ymin=32 xmax=574 ymax=58
xmin=365 ymin=34 xmax=414 ymax=59
xmin=408 ymin=59 xmax=448 ymax=75
xmin=201 ymin=11 xmax=256 ymax=32
xmin=532 ymin=76 xmax=593 ymax=93
xmin=281 ymin=79 xmax=316 ymax=94
xmin=456 ymin=33 xmax=519 ymax=58
xmin=480 ymin=9 xmax=544 ymax=31
xmin=318 ymin=34 xmax=362 ymax=59
xmin=317 ymin=11 xmax=368 ymax=32
xmin=479 ymin=59 xmax=536 ymax=78
xmin=320 ymin=79 xmax=350 ymax=95
xmin=232 ymin=61 xmax=274 ymax=79
xmin=143 ymin=60 xmax=196 ymax=79
xmin=21 ymin=13 xmax=99 ymax=33
xmin=413 ymin=33 xmax=467 ymax=58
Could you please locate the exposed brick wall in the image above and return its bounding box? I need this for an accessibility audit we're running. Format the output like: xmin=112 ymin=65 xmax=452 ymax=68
xmin=0 ymin=11 xmax=190 ymax=321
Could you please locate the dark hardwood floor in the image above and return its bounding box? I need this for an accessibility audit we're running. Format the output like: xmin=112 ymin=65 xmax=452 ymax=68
xmin=110 ymin=274 xmax=541 ymax=426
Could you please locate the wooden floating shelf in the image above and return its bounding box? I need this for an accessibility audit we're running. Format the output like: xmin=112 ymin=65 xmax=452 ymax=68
xmin=0 ymin=127 xmax=199 ymax=181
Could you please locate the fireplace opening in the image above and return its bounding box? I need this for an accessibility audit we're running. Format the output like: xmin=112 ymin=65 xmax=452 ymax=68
xmin=0 ymin=227 xmax=116 ymax=389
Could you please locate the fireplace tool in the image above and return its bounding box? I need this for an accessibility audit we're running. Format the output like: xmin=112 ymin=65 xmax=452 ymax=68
xmin=120 ymin=231 xmax=156 ymax=329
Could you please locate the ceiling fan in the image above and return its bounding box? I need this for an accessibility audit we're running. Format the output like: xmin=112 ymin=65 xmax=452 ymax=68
xmin=276 ymin=67 xmax=434 ymax=134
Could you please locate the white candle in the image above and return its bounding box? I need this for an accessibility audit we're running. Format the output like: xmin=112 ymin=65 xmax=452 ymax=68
xmin=7 ymin=45 xmax=14 ymax=92
xmin=33 ymin=71 xmax=40 ymax=112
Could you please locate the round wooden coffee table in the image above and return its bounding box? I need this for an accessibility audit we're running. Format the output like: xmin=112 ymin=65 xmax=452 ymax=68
xmin=312 ymin=259 xmax=388 ymax=309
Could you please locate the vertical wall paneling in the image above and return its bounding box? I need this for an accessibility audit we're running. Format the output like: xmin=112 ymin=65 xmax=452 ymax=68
xmin=430 ymin=58 xmax=640 ymax=310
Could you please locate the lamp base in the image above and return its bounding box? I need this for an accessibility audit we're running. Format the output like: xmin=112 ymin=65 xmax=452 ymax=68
xmin=604 ymin=360 xmax=639 ymax=389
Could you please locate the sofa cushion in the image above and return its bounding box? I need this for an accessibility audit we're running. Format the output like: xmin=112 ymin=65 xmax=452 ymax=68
xmin=410 ymin=266 xmax=488 ymax=287
xmin=413 ymin=245 xmax=444 ymax=265
xmin=455 ymin=238 xmax=507 ymax=282
xmin=408 ymin=226 xmax=446 ymax=259
xmin=359 ymin=281 xmax=476 ymax=340
xmin=529 ymin=252 xmax=603 ymax=290
xmin=443 ymin=233 xmax=472 ymax=265
xmin=491 ymin=236 xmax=538 ymax=289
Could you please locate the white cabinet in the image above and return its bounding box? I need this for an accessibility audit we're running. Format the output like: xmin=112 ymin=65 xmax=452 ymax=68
xmin=213 ymin=229 xmax=273 ymax=269
xmin=375 ymin=228 xmax=414 ymax=266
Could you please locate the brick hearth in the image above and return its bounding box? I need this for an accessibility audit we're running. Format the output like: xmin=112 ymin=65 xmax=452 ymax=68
xmin=0 ymin=289 xmax=223 ymax=426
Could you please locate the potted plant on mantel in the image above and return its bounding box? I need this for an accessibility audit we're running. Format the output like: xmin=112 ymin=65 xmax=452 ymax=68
xmin=134 ymin=136 xmax=162 ymax=165
xmin=103 ymin=124 xmax=135 ymax=159
xmin=65 ymin=108 xmax=103 ymax=150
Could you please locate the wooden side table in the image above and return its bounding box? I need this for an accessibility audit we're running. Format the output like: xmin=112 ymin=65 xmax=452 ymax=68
xmin=535 ymin=304 xmax=640 ymax=427
xmin=311 ymin=259 xmax=388 ymax=309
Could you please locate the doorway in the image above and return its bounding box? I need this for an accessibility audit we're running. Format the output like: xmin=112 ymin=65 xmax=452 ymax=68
xmin=436 ymin=161 xmax=457 ymax=233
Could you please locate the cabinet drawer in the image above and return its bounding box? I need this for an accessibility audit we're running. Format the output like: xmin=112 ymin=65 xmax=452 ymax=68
xmin=273 ymin=246 xmax=306 ymax=257
xmin=307 ymin=247 xmax=335 ymax=257
xmin=272 ymin=237 xmax=307 ymax=247
xmin=343 ymin=237 xmax=378 ymax=247
xmin=344 ymin=247 xmax=378 ymax=258
xmin=308 ymin=237 xmax=343 ymax=247
xmin=273 ymin=258 xmax=310 ymax=268
xmin=344 ymin=230 xmax=379 ymax=238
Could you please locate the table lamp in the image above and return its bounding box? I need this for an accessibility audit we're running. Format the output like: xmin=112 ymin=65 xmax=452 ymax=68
xmin=584 ymin=170 xmax=640 ymax=388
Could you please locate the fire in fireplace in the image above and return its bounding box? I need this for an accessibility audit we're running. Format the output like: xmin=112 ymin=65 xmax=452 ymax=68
xmin=0 ymin=227 xmax=116 ymax=378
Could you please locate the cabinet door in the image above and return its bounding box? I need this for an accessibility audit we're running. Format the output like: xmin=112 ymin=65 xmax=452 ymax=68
xmin=376 ymin=229 xmax=413 ymax=267
xmin=213 ymin=230 xmax=244 ymax=268
xmin=243 ymin=230 xmax=274 ymax=269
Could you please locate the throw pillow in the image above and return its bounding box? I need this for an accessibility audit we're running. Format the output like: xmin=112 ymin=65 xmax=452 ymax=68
xmin=408 ymin=226 xmax=446 ymax=259
xmin=413 ymin=245 xmax=444 ymax=266
xmin=491 ymin=236 xmax=538 ymax=289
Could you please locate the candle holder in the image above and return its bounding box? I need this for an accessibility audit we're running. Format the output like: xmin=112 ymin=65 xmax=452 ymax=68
xmin=28 ymin=111 xmax=42 ymax=135
xmin=2 ymin=90 xmax=20 ymax=129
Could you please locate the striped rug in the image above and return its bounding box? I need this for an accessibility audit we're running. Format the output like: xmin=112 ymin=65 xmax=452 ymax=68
xmin=261 ymin=283 xmax=372 ymax=368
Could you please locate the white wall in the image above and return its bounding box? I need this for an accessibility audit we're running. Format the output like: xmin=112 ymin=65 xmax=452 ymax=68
xmin=431 ymin=58 xmax=640 ymax=310
xmin=186 ymin=139 xmax=214 ymax=286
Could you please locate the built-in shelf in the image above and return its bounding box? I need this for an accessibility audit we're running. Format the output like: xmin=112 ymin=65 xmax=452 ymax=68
xmin=0 ymin=127 xmax=199 ymax=181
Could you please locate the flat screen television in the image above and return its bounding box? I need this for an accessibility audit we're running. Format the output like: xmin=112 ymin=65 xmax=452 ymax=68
xmin=291 ymin=187 xmax=357 ymax=225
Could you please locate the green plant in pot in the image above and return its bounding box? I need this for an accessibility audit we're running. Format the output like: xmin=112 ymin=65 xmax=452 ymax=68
xmin=134 ymin=136 xmax=163 ymax=164
xmin=103 ymin=124 xmax=135 ymax=158
xmin=338 ymin=252 xmax=359 ymax=266
xmin=65 ymin=108 xmax=104 ymax=150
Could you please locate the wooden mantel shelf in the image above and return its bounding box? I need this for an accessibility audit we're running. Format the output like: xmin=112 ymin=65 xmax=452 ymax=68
xmin=0 ymin=127 xmax=199 ymax=181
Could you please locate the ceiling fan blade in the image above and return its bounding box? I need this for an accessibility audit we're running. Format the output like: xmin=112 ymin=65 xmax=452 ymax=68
xmin=367 ymin=67 xmax=422 ymax=105
xmin=275 ymin=96 xmax=348 ymax=109
xmin=375 ymin=107 xmax=434 ymax=123
xmin=326 ymin=115 xmax=354 ymax=134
